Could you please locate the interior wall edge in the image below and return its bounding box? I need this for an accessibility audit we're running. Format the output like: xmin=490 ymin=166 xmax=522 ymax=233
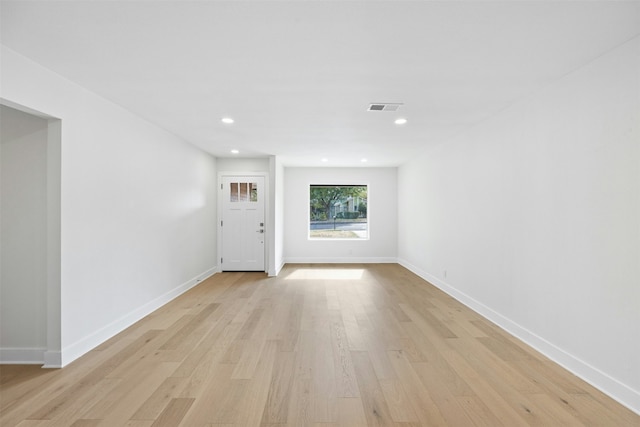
xmin=397 ymin=257 xmax=640 ymax=416
xmin=270 ymin=260 xmax=286 ymax=277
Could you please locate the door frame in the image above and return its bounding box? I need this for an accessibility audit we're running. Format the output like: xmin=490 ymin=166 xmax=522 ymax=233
xmin=217 ymin=171 xmax=269 ymax=273
xmin=0 ymin=99 xmax=62 ymax=367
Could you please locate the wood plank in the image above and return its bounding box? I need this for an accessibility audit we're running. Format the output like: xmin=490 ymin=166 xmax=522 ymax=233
xmin=329 ymin=311 xmax=360 ymax=398
xmin=437 ymin=349 xmax=529 ymax=426
xmin=130 ymin=376 xmax=186 ymax=420
xmin=286 ymin=378 xmax=314 ymax=427
xmin=149 ymin=398 xmax=194 ymax=426
xmin=411 ymin=360 xmax=478 ymax=426
xmin=15 ymin=421 xmax=53 ymax=426
xmin=178 ymin=363 xmax=246 ymax=425
xmin=446 ymin=337 xmax=540 ymax=395
xmin=386 ymin=350 xmax=448 ymax=426
xmin=171 ymin=301 xmax=244 ymax=378
xmin=378 ymin=378 xmax=419 ymax=423
xmin=38 ymin=377 xmax=121 ymax=424
xmin=261 ymin=351 xmax=297 ymax=424
xmin=235 ymin=339 xmax=280 ymax=426
xmin=80 ymin=362 xmax=179 ymax=425
xmin=231 ymin=305 xmax=273 ymax=379
xmin=177 ymin=323 xmax=244 ymax=399
xmin=312 ymin=319 xmax=338 ymax=423
xmin=337 ymin=397 xmax=368 ymax=427
xmin=2 ymin=264 xmax=637 ymax=427
xmin=350 ymin=351 xmax=395 ymax=426
xmin=0 ymin=366 xmax=60 ymax=414
xmin=455 ymin=396 xmax=506 ymax=427
xmin=69 ymin=421 xmax=101 ymax=427
xmin=26 ymin=329 xmax=163 ymax=420
xmin=400 ymin=323 xmax=475 ymax=397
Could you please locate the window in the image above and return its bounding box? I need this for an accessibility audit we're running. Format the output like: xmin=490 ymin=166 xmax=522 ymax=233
xmin=309 ymin=185 xmax=368 ymax=239
xmin=229 ymin=181 xmax=258 ymax=202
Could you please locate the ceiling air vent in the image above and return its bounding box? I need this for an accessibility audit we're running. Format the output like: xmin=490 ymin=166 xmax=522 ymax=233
xmin=368 ymin=103 xmax=403 ymax=112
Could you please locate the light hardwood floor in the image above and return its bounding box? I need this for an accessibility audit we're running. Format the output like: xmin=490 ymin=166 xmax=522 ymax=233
xmin=1 ymin=264 xmax=638 ymax=426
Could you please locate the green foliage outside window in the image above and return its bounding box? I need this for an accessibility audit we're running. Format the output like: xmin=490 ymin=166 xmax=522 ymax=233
xmin=309 ymin=185 xmax=368 ymax=239
xmin=309 ymin=185 xmax=367 ymax=221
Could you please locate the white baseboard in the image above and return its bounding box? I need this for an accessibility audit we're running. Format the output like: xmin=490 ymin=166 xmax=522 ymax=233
xmin=60 ymin=266 xmax=218 ymax=367
xmin=269 ymin=260 xmax=286 ymax=277
xmin=0 ymin=347 xmax=46 ymax=364
xmin=284 ymin=257 xmax=397 ymax=264
xmin=397 ymin=258 xmax=640 ymax=416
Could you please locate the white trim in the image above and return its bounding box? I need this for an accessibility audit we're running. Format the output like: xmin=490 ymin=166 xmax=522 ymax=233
xmin=270 ymin=260 xmax=286 ymax=277
xmin=0 ymin=348 xmax=46 ymax=365
xmin=46 ymin=117 xmax=62 ymax=371
xmin=397 ymin=257 xmax=640 ymax=416
xmin=285 ymin=257 xmax=397 ymax=264
xmin=59 ymin=267 xmax=217 ymax=367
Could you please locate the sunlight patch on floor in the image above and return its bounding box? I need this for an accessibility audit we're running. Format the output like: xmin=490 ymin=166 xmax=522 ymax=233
xmin=285 ymin=268 xmax=364 ymax=280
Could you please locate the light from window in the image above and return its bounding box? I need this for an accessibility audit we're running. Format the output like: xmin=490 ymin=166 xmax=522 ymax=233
xmin=229 ymin=181 xmax=258 ymax=203
xmin=309 ymin=185 xmax=368 ymax=239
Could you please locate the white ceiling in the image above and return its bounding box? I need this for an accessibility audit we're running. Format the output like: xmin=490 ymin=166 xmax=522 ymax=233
xmin=2 ymin=1 xmax=639 ymax=167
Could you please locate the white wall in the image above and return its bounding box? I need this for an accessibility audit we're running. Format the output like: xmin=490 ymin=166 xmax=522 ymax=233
xmin=398 ymin=37 xmax=640 ymax=413
xmin=0 ymin=106 xmax=48 ymax=362
xmin=1 ymin=46 xmax=218 ymax=366
xmin=216 ymin=157 xmax=269 ymax=173
xmin=284 ymin=167 xmax=397 ymax=263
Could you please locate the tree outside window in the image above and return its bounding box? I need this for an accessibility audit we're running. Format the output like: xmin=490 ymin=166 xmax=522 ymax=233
xmin=309 ymin=185 xmax=368 ymax=239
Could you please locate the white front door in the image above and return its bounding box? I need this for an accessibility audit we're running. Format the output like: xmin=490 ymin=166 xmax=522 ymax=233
xmin=221 ymin=176 xmax=265 ymax=271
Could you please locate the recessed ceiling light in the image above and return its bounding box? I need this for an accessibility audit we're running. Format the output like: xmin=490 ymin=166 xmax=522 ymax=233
xmin=395 ymin=118 xmax=407 ymax=125
xmin=321 ymin=158 xmax=328 ymax=162
xmin=221 ymin=117 xmax=234 ymax=124
xmin=361 ymin=158 xmax=368 ymax=163
xmin=230 ymin=149 xmax=239 ymax=154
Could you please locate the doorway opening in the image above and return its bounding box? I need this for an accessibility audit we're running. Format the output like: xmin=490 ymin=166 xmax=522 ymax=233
xmin=0 ymin=101 xmax=61 ymax=367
